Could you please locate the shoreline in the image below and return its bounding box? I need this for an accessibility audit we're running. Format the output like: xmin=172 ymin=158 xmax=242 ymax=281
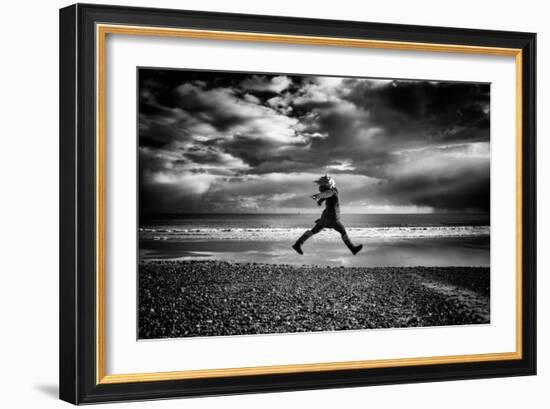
xmin=140 ymin=258 xmax=489 ymax=269
xmin=139 ymin=260 xmax=489 ymax=339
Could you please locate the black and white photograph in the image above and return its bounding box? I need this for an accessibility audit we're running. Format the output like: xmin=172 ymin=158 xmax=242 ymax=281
xmin=137 ymin=68 xmax=491 ymax=339
xmin=49 ymin=2 xmax=540 ymax=405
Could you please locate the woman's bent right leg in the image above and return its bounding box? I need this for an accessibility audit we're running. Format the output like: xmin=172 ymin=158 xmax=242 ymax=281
xmin=333 ymin=222 xmax=363 ymax=255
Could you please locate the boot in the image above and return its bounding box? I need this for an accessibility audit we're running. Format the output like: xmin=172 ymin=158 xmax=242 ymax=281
xmin=292 ymin=230 xmax=313 ymax=255
xmin=342 ymin=234 xmax=363 ymax=255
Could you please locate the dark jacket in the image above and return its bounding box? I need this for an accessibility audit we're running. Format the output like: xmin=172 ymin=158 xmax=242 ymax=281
xmin=315 ymin=188 xmax=340 ymax=227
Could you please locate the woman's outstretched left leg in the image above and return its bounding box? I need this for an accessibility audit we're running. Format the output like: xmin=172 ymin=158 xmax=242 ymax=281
xmin=292 ymin=224 xmax=323 ymax=255
xmin=334 ymin=222 xmax=363 ymax=255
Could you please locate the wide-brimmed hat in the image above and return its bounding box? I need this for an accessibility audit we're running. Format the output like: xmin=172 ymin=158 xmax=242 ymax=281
xmin=314 ymin=175 xmax=335 ymax=188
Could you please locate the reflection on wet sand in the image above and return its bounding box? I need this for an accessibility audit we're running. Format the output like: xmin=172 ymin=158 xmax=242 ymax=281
xmin=140 ymin=236 xmax=489 ymax=268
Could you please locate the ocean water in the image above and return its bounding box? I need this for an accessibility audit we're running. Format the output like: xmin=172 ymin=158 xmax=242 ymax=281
xmin=139 ymin=213 xmax=490 ymax=267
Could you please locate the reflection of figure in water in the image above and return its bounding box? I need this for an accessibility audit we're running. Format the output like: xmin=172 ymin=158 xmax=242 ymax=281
xmin=292 ymin=175 xmax=363 ymax=256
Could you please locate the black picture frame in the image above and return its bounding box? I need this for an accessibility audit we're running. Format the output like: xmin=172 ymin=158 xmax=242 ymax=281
xmin=60 ymin=3 xmax=536 ymax=405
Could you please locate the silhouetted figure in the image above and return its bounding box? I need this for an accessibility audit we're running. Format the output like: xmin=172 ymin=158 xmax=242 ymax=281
xmin=292 ymin=175 xmax=363 ymax=256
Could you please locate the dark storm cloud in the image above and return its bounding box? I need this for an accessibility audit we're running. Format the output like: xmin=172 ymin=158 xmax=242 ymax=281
xmin=342 ymin=79 xmax=489 ymax=146
xmin=138 ymin=69 xmax=490 ymax=214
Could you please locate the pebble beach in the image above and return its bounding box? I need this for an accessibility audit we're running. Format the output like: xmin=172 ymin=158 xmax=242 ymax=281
xmin=138 ymin=260 xmax=490 ymax=339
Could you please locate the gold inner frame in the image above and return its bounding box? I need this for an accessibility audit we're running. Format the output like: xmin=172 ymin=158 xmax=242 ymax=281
xmin=95 ymin=23 xmax=523 ymax=385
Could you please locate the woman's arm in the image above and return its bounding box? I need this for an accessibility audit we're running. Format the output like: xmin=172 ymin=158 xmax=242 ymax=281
xmin=311 ymin=188 xmax=336 ymax=201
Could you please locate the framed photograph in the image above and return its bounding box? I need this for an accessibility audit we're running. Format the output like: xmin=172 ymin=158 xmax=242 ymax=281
xmin=59 ymin=3 xmax=536 ymax=404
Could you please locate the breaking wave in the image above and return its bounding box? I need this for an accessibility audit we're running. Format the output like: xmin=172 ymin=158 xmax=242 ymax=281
xmin=139 ymin=225 xmax=490 ymax=242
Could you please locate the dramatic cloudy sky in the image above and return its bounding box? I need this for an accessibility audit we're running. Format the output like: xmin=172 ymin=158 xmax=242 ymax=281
xmin=138 ymin=69 xmax=490 ymax=215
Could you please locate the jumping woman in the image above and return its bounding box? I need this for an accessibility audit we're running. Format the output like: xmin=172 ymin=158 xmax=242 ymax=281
xmin=292 ymin=175 xmax=363 ymax=256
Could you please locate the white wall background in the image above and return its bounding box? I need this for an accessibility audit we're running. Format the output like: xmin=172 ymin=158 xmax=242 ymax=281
xmin=0 ymin=0 xmax=546 ymax=407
